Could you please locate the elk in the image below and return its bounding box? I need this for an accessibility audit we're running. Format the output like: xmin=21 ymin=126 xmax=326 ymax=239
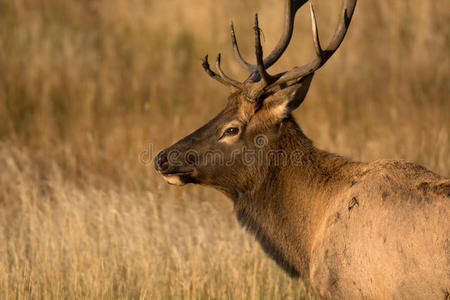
xmin=154 ymin=0 xmax=450 ymax=298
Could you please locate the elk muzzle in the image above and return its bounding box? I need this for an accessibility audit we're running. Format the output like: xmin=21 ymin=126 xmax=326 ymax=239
xmin=154 ymin=148 xmax=197 ymax=186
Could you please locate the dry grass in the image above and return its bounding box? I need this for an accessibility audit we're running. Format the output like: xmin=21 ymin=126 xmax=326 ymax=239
xmin=0 ymin=0 xmax=448 ymax=298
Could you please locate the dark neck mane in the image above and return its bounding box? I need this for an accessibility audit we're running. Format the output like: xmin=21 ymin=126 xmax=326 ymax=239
xmin=232 ymin=117 xmax=355 ymax=278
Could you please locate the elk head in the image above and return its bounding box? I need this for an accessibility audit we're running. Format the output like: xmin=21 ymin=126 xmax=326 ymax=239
xmin=155 ymin=0 xmax=356 ymax=196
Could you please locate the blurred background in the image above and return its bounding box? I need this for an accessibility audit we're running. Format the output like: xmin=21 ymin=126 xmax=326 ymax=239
xmin=0 ymin=0 xmax=448 ymax=298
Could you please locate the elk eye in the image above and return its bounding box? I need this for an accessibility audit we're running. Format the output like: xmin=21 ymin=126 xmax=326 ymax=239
xmin=223 ymin=127 xmax=239 ymax=137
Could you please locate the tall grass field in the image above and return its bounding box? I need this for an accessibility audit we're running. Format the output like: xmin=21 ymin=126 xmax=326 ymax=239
xmin=0 ymin=0 xmax=448 ymax=298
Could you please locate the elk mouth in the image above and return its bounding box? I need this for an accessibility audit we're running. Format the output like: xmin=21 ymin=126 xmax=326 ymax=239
xmin=160 ymin=168 xmax=196 ymax=186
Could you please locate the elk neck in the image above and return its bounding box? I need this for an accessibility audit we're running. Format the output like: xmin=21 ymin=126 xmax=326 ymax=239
xmin=229 ymin=116 xmax=358 ymax=279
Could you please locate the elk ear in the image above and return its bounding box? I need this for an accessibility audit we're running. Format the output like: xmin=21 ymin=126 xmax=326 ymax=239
xmin=264 ymin=73 xmax=314 ymax=120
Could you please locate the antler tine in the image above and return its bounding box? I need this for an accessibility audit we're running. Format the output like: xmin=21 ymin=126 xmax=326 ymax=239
xmin=230 ymin=23 xmax=254 ymax=72
xmin=254 ymin=14 xmax=276 ymax=86
xmin=215 ymin=53 xmax=245 ymax=89
xmin=230 ymin=0 xmax=308 ymax=73
xmin=262 ymin=0 xmax=309 ymax=68
xmin=326 ymin=0 xmax=357 ymax=54
xmin=202 ymin=55 xmax=243 ymax=91
xmin=310 ymin=4 xmax=322 ymax=57
xmin=272 ymin=0 xmax=357 ymax=87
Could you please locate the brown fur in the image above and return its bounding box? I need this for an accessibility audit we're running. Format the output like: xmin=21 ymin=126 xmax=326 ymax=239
xmin=237 ymin=120 xmax=449 ymax=299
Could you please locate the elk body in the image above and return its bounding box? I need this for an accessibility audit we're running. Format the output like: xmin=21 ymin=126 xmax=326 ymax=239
xmin=154 ymin=0 xmax=450 ymax=298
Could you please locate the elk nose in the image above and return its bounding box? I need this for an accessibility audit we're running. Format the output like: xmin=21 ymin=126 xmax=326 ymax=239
xmin=154 ymin=150 xmax=169 ymax=172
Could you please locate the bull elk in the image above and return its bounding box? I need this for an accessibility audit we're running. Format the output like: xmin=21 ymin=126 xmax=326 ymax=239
xmin=154 ymin=0 xmax=450 ymax=298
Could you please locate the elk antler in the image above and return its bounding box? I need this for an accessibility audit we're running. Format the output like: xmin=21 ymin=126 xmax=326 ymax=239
xmin=202 ymin=0 xmax=357 ymax=101
xmin=254 ymin=14 xmax=276 ymax=86
xmin=231 ymin=0 xmax=308 ymax=72
xmin=271 ymin=0 xmax=357 ymax=88
xmin=202 ymin=55 xmax=244 ymax=91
